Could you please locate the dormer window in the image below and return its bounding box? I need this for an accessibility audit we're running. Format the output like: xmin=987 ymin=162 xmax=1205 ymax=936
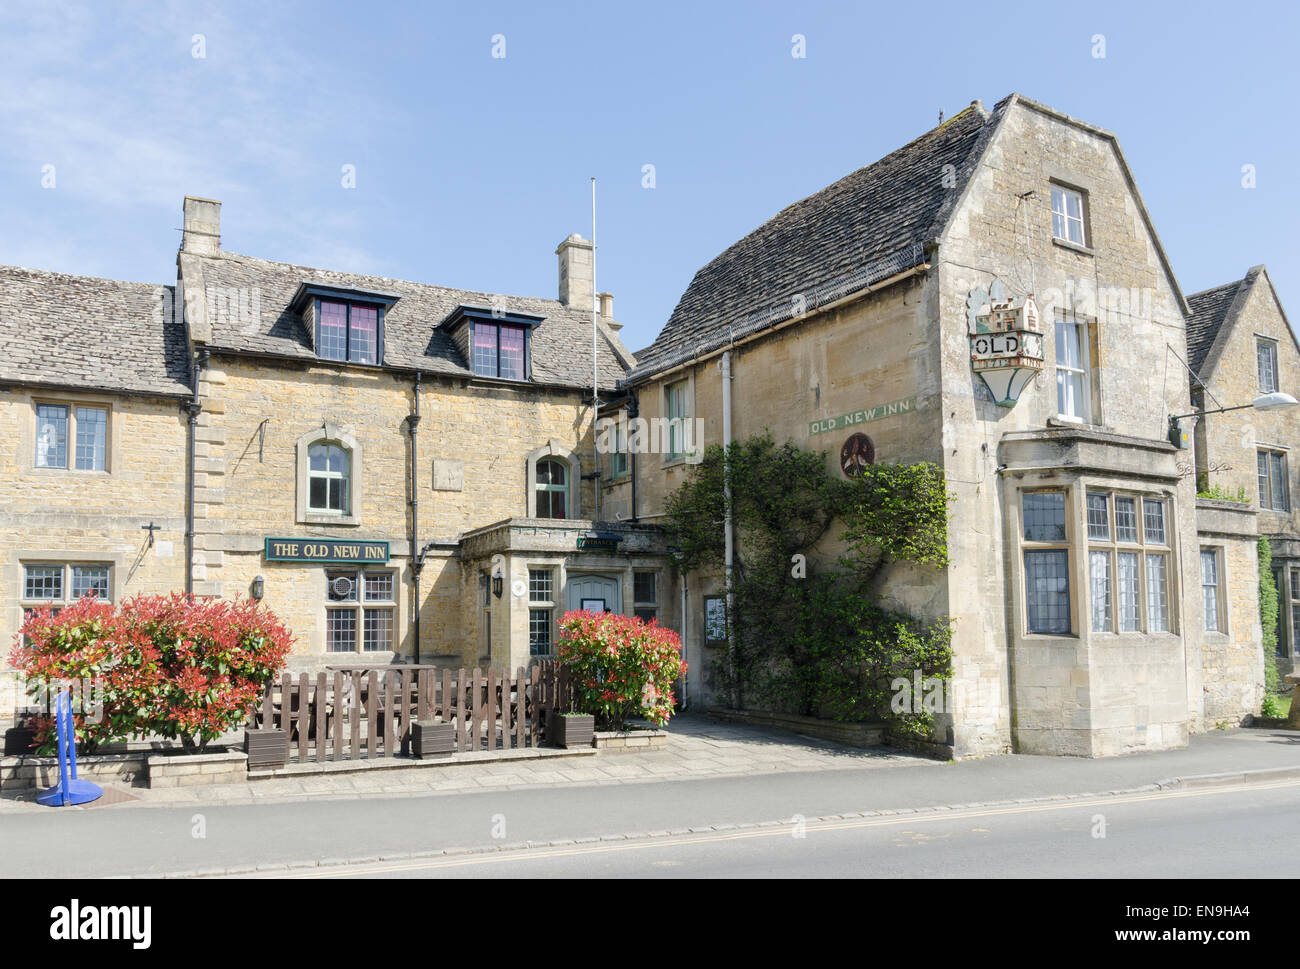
xmin=318 ymin=300 xmax=379 ymax=364
xmin=440 ymin=305 xmax=545 ymax=383
xmin=473 ymin=323 xmax=527 ymax=379
xmin=290 ymin=282 xmax=399 ymax=366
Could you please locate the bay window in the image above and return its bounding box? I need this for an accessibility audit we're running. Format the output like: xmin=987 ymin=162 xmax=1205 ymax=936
xmin=1085 ymin=492 xmax=1174 ymax=634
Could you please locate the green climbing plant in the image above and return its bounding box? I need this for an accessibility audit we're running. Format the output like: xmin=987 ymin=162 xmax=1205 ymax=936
xmin=664 ymin=433 xmax=954 ymax=736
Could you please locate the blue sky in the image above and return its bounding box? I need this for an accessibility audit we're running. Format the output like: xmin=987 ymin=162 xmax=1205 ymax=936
xmin=1 ymin=0 xmax=1297 ymax=353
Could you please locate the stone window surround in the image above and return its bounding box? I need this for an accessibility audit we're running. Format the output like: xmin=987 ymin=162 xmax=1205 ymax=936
xmin=1200 ymin=545 xmax=1229 ymax=638
xmin=525 ymin=441 xmax=581 ymax=519
xmin=12 ymin=549 xmax=129 ymax=616
xmin=527 ymin=564 xmax=557 ymax=657
xmin=23 ymin=392 xmax=117 ymax=475
xmin=1256 ymin=335 xmax=1280 ymax=394
xmin=1051 ymin=309 xmax=1102 ymax=428
xmin=1010 ymin=480 xmax=1181 ymax=641
xmin=296 ymin=423 xmax=363 ymax=526
xmin=1085 ymin=490 xmax=1178 ymax=635
xmin=1046 ymin=172 xmax=1094 ymax=253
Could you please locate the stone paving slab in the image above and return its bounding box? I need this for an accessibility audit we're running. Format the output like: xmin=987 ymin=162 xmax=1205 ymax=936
xmin=0 ymin=712 xmax=925 ymax=814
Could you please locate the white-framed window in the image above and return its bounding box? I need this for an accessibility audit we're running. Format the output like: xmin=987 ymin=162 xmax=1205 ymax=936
xmin=1258 ymin=339 xmax=1279 ymax=394
xmin=634 ymin=570 xmax=658 ymax=623
xmin=529 ymin=567 xmax=555 ymax=656
xmin=609 ymin=419 xmax=628 ymax=479
xmin=665 ymin=378 xmax=692 ymax=460
xmin=1201 ymin=548 xmax=1223 ymax=633
xmin=1085 ymin=492 xmax=1174 ymax=634
xmin=1055 ymin=314 xmax=1092 ymax=422
xmin=35 ymin=402 xmax=108 ymax=471
xmin=535 ymin=459 xmax=570 ymax=519
xmin=308 ymin=443 xmax=351 ymax=514
xmin=1258 ymin=449 xmax=1290 ymax=511
xmin=296 ymin=424 xmax=363 ymax=526
xmin=325 ymin=568 xmax=396 ymax=652
xmin=21 ymin=562 xmax=113 ymax=638
xmin=1050 ymin=184 xmax=1087 ymax=246
xmin=1290 ymin=569 xmax=1300 ymax=658
xmin=1022 ymin=491 xmax=1071 ymax=635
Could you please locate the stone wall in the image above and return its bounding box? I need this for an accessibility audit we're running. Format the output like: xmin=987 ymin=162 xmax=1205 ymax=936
xmin=1197 ymin=499 xmax=1264 ymax=723
xmin=0 ymin=388 xmax=189 ymax=723
xmin=937 ymin=99 xmax=1201 ymax=755
xmin=192 ymin=353 xmax=600 ymax=665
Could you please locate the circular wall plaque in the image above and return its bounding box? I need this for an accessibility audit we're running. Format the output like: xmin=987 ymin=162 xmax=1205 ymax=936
xmin=840 ymin=433 xmax=875 ymax=477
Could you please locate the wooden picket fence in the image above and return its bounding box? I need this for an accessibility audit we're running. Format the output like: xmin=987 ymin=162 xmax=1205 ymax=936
xmin=247 ymin=662 xmax=575 ymax=763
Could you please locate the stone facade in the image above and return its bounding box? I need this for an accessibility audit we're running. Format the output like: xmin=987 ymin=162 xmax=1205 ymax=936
xmin=0 ymin=196 xmax=672 ymax=726
xmin=1189 ymin=267 xmax=1299 ymax=676
xmin=614 ymin=93 xmax=1265 ymax=757
xmin=0 ymin=387 xmax=189 ymax=722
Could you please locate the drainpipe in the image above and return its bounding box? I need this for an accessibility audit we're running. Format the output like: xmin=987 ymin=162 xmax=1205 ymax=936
xmin=184 ymin=348 xmax=208 ymax=596
xmin=408 ymin=372 xmax=422 ymax=664
xmin=721 ymin=351 xmax=736 ymax=707
xmin=628 ymin=393 xmax=639 ymax=522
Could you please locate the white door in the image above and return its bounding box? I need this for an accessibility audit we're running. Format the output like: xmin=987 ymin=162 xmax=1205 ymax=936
xmin=566 ymin=573 xmax=623 ymax=615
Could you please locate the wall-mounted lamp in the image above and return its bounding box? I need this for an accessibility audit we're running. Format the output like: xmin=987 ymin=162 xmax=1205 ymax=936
xmin=1168 ymin=392 xmax=1299 ymax=448
xmin=251 ymin=574 xmax=265 ymax=600
xmin=492 ymin=575 xmax=503 ymax=598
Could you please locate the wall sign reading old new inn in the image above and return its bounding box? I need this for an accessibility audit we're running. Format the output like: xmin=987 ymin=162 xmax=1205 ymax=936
xmin=264 ymin=538 xmax=391 ymax=564
xmin=809 ymin=395 xmax=916 ymax=436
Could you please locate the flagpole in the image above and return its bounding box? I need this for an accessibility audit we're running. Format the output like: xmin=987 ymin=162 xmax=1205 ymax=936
xmin=591 ymin=176 xmax=599 ymax=523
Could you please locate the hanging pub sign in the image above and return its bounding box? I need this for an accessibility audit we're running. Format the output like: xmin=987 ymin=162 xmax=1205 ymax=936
xmin=967 ymin=279 xmax=1043 ymax=407
xmin=264 ymin=538 xmax=390 ymax=563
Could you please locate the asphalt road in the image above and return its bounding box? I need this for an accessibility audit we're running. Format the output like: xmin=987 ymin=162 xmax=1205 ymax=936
xmin=4 ymin=766 xmax=1299 ymax=879
xmin=262 ymin=779 xmax=1300 ymax=879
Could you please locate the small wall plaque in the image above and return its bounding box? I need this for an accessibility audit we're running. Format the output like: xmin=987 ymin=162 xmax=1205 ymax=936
xmin=433 ymin=458 xmax=464 ymax=492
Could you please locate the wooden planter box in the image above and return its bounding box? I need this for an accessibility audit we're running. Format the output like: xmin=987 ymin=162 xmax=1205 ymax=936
xmin=548 ymin=712 xmax=594 ymax=749
xmin=412 ymin=721 xmax=456 ymax=759
xmin=243 ymin=729 xmax=288 ymax=769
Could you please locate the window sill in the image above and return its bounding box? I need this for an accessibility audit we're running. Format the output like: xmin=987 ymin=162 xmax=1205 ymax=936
xmin=1047 ymin=414 xmax=1086 ymax=427
xmin=1051 ymin=237 xmax=1095 ymax=258
xmin=298 ymin=513 xmax=362 ymax=527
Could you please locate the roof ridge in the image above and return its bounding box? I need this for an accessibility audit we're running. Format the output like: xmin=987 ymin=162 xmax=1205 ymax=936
xmin=0 ymin=263 xmax=170 ymax=291
xmin=210 ymin=248 xmax=573 ymax=313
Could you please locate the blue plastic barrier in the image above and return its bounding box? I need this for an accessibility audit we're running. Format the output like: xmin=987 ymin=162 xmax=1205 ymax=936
xmin=36 ymin=689 xmax=103 ymax=807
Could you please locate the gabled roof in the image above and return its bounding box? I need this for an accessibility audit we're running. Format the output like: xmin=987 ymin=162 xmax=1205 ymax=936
xmin=1188 ymin=266 xmax=1297 ymax=381
xmin=626 ymin=92 xmax=1197 ymax=385
xmin=1186 ymin=273 xmax=1255 ymax=374
xmin=187 ymin=249 xmax=628 ymax=391
xmin=0 ymin=266 xmax=191 ymax=397
xmin=625 ymin=101 xmax=997 ymax=381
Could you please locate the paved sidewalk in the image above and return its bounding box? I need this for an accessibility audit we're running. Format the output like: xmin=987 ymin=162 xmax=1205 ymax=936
xmin=3 ymin=716 xmax=1298 ymax=818
xmin=0 ymin=712 xmax=926 ymax=813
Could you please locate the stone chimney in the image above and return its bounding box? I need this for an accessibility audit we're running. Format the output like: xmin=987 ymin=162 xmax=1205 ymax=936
xmin=182 ymin=196 xmax=222 ymax=255
xmin=598 ymin=292 xmax=621 ymax=330
xmin=556 ymin=233 xmax=594 ymax=310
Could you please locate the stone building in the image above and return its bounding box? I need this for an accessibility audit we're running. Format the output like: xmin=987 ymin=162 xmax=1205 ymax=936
xmin=1187 ymin=266 xmax=1300 ymax=676
xmin=1 ymin=197 xmax=676 ymax=722
xmin=608 ymin=93 xmax=1266 ymax=757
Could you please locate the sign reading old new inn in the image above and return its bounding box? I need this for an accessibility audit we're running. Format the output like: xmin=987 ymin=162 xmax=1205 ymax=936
xmin=264 ymin=539 xmax=391 ymax=564
xmin=808 ymin=395 xmax=917 ymax=436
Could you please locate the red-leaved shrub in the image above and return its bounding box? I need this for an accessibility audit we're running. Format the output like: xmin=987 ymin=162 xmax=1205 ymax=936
xmin=556 ymin=611 xmax=686 ymax=730
xmin=10 ymin=592 xmax=293 ymax=753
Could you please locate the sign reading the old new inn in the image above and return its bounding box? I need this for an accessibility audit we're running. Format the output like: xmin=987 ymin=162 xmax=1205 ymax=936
xmin=264 ymin=538 xmax=390 ymax=564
